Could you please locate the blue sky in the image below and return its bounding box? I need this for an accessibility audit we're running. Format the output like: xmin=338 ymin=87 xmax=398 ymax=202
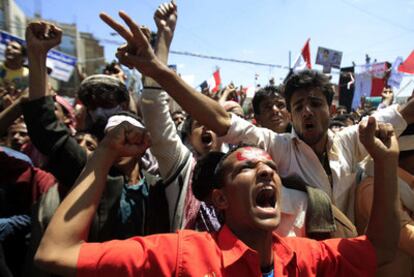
xmin=16 ymin=0 xmax=414 ymax=87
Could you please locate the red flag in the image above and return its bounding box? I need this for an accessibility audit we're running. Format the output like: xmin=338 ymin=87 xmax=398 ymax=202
xmin=293 ymin=38 xmax=312 ymax=71
xmin=302 ymin=38 xmax=312 ymax=69
xmin=207 ymin=69 xmax=221 ymax=93
xmin=398 ymin=50 xmax=414 ymax=74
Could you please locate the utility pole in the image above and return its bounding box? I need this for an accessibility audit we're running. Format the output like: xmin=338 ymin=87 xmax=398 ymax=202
xmin=34 ymin=0 xmax=41 ymax=18
xmin=289 ymin=51 xmax=291 ymax=69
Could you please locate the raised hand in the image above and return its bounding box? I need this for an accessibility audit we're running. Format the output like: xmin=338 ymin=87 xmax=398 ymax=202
xmin=25 ymin=21 xmax=62 ymax=57
xmin=99 ymin=121 xmax=151 ymax=160
xmin=100 ymin=11 xmax=165 ymax=78
xmin=359 ymin=116 xmax=399 ymax=160
xmin=154 ymin=0 xmax=177 ymax=38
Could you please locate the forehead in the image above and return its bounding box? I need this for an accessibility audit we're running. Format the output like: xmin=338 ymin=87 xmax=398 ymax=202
xmin=11 ymin=121 xmax=26 ymax=128
xmin=260 ymin=95 xmax=285 ymax=105
xmin=79 ymin=133 xmax=97 ymax=141
xmin=172 ymin=113 xmax=185 ymax=119
xmin=7 ymin=41 xmax=22 ymax=48
xmin=291 ymin=88 xmax=326 ymax=103
xmin=227 ymin=147 xmax=272 ymax=164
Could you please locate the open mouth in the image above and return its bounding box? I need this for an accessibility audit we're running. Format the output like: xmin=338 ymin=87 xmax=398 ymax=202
xmin=201 ymin=132 xmax=213 ymax=146
xmin=255 ymin=186 xmax=276 ymax=208
xmin=304 ymin=122 xmax=315 ymax=130
xmin=271 ymin=116 xmax=281 ymax=122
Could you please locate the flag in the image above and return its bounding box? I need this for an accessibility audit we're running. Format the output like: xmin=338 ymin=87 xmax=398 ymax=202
xmin=206 ymin=69 xmax=221 ymax=93
xmin=398 ymin=50 xmax=414 ymax=74
xmin=244 ymin=85 xmax=256 ymax=98
xmin=293 ymin=38 xmax=312 ymax=72
xmin=388 ymin=57 xmax=404 ymax=88
xmin=199 ymin=80 xmax=209 ymax=91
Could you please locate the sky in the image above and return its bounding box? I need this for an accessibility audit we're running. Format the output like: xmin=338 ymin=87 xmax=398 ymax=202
xmin=15 ymin=0 xmax=414 ymax=88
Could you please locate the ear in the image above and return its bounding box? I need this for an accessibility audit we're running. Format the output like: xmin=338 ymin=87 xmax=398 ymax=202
xmin=211 ymin=188 xmax=228 ymax=210
xmin=254 ymin=113 xmax=262 ymax=126
xmin=329 ymin=105 xmax=336 ymax=116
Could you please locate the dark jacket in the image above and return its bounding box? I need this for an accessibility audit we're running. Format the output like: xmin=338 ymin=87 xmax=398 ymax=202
xmin=22 ymin=96 xmax=147 ymax=242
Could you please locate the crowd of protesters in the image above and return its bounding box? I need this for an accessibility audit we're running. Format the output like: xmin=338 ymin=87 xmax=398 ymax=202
xmin=0 ymin=1 xmax=413 ymax=276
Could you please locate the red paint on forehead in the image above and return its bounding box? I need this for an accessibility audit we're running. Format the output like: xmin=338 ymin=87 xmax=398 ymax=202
xmin=236 ymin=147 xmax=272 ymax=162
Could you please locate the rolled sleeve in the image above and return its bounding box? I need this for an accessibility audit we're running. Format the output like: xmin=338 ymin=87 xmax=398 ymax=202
xmin=373 ymin=104 xmax=407 ymax=136
xmin=318 ymin=235 xmax=377 ymax=277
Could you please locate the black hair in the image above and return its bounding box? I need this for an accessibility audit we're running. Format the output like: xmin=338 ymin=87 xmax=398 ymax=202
xmin=103 ymin=61 xmax=122 ymax=75
xmin=329 ymin=120 xmax=346 ymax=129
xmin=19 ymin=42 xmax=27 ymax=58
xmin=333 ymin=114 xmax=354 ymax=125
xmin=252 ymin=85 xmax=284 ymax=115
xmin=192 ymin=151 xmax=225 ymax=201
xmin=336 ymin=105 xmax=347 ymax=112
xmin=74 ymin=131 xmax=98 ymax=142
xmin=284 ymin=70 xmax=334 ymax=112
xmin=89 ymin=111 xmax=142 ymax=141
xmin=191 ymin=144 xmax=257 ymax=202
xmin=77 ymin=75 xmax=129 ymax=108
xmin=181 ymin=115 xmax=193 ymax=142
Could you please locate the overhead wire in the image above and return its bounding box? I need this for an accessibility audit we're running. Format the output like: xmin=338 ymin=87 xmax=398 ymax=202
xmin=339 ymin=0 xmax=414 ymax=33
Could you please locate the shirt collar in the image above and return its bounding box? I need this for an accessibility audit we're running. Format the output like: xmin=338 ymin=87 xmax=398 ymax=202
xmin=290 ymin=127 xmax=336 ymax=155
xmin=218 ymin=225 xmax=253 ymax=267
xmin=272 ymin=233 xmax=295 ymax=267
xmin=217 ymin=225 xmax=296 ymax=268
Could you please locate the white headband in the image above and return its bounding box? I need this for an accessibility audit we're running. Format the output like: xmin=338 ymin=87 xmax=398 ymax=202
xmin=104 ymin=114 xmax=144 ymax=132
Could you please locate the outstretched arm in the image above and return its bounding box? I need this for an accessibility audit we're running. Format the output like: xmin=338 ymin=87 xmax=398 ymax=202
xmin=34 ymin=122 xmax=150 ymax=275
xmin=154 ymin=0 xmax=176 ymax=65
xmin=26 ymin=21 xmax=62 ymax=101
xmin=23 ymin=22 xmax=88 ymax=187
xmin=360 ymin=117 xmax=400 ymax=266
xmin=99 ymin=11 xmax=231 ymax=136
xmin=141 ymin=1 xmax=189 ymax=179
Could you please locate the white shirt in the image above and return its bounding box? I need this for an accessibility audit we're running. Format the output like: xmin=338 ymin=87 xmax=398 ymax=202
xmin=220 ymin=104 xmax=407 ymax=221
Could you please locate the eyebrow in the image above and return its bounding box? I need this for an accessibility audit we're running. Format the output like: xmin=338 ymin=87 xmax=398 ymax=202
xmin=292 ymin=98 xmax=304 ymax=107
xmin=292 ymin=95 xmax=324 ymax=106
xmin=265 ymin=160 xmax=278 ymax=171
xmin=232 ymin=159 xmax=278 ymax=176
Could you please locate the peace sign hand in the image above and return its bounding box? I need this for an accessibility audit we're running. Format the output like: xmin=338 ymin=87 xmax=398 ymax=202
xmin=100 ymin=11 xmax=166 ymax=78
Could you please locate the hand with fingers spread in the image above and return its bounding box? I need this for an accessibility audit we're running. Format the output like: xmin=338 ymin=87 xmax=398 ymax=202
xmin=100 ymin=11 xmax=166 ymax=78
xmin=26 ymin=21 xmax=62 ymax=57
xmin=359 ymin=116 xmax=399 ymax=161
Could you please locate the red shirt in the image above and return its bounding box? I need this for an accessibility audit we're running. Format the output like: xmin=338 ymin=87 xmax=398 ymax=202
xmin=77 ymin=225 xmax=376 ymax=277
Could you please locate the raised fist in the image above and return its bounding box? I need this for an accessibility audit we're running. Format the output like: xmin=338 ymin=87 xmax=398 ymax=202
xmin=26 ymin=21 xmax=62 ymax=56
xmin=154 ymin=0 xmax=177 ymax=36
xmin=359 ymin=116 xmax=399 ymax=160
xmin=100 ymin=121 xmax=151 ymax=160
